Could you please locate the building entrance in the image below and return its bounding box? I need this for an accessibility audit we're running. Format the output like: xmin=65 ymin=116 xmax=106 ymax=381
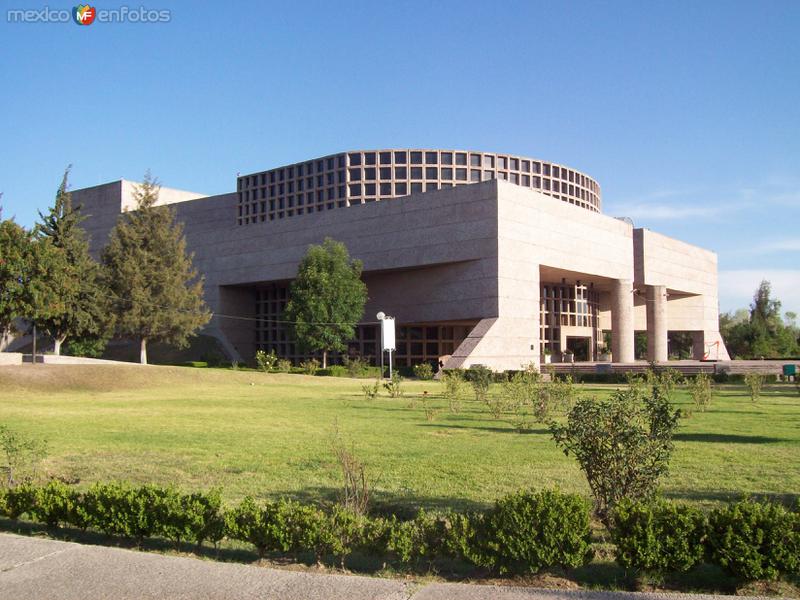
xmin=566 ymin=336 xmax=592 ymax=362
xmin=540 ymin=282 xmax=600 ymax=359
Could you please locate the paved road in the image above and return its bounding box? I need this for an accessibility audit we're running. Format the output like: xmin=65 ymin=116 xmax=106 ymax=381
xmin=0 ymin=533 xmax=773 ymax=600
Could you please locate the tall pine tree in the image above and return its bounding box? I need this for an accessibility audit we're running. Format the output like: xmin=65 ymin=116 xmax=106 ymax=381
xmin=0 ymin=206 xmax=59 ymax=351
xmin=35 ymin=168 xmax=109 ymax=355
xmin=0 ymin=211 xmax=31 ymax=350
xmin=102 ymin=172 xmax=210 ymax=364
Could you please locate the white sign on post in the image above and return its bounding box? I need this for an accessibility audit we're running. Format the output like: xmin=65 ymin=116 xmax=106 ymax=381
xmin=381 ymin=316 xmax=396 ymax=351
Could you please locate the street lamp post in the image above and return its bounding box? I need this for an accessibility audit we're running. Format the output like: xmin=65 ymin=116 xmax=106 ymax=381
xmin=376 ymin=312 xmax=396 ymax=379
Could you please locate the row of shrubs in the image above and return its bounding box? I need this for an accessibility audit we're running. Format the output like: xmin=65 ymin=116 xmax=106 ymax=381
xmin=229 ymin=489 xmax=595 ymax=573
xmin=526 ymin=371 xmax=785 ymax=385
xmin=2 ymin=482 xmax=798 ymax=580
xmin=316 ymin=365 xmax=383 ymax=379
xmin=0 ymin=481 xmax=226 ymax=549
xmin=189 ymin=354 xmax=792 ymax=388
xmin=612 ymin=498 xmax=800 ymax=580
xmin=0 ymin=483 xmax=591 ymax=573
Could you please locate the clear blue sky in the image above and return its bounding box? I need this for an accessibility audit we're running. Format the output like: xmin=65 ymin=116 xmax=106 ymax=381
xmin=2 ymin=0 xmax=798 ymax=315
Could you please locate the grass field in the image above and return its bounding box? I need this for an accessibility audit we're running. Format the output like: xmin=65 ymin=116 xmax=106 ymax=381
xmin=0 ymin=364 xmax=798 ymax=514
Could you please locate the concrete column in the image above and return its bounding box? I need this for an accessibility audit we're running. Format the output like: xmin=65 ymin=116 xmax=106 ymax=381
xmin=646 ymin=285 xmax=668 ymax=362
xmin=611 ymin=278 xmax=635 ymax=363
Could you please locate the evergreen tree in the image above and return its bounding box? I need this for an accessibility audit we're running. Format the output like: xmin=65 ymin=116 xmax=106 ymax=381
xmin=34 ymin=168 xmax=109 ymax=355
xmin=0 ymin=212 xmax=30 ymax=350
xmin=0 ymin=207 xmax=60 ymax=351
xmin=283 ymin=238 xmax=368 ymax=368
xmin=101 ymin=172 xmax=211 ymax=364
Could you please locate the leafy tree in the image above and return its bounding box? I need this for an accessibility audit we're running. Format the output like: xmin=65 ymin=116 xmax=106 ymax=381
xmin=720 ymin=281 xmax=799 ymax=358
xmin=719 ymin=309 xmax=751 ymax=358
xmin=283 ymin=238 xmax=367 ymax=368
xmin=101 ymin=172 xmax=211 ymax=364
xmin=34 ymin=168 xmax=110 ymax=355
xmin=549 ymin=385 xmax=681 ymax=521
xmin=0 ymin=215 xmax=30 ymax=349
xmin=0 ymin=209 xmax=59 ymax=350
xmin=62 ymin=335 xmax=108 ymax=358
xmin=750 ymin=280 xmax=785 ymax=356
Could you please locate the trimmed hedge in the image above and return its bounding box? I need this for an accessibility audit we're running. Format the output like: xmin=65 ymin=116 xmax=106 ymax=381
xmin=478 ymin=489 xmax=594 ymax=574
xmin=30 ymin=481 xmax=79 ymax=529
xmin=707 ymin=500 xmax=800 ymax=580
xmin=387 ymin=509 xmax=450 ymax=564
xmin=3 ymin=483 xmax=799 ymax=581
xmin=2 ymin=482 xmax=225 ymax=549
xmin=611 ymin=498 xmax=706 ymax=573
xmin=712 ymin=372 xmax=779 ymax=384
xmin=0 ymin=484 xmax=593 ymax=573
xmin=315 ymin=366 xmax=383 ymax=379
xmin=4 ymin=484 xmax=38 ymax=520
xmin=379 ymin=491 xmax=593 ymax=573
xmin=610 ymin=498 xmax=800 ymax=580
xmin=226 ymin=496 xmax=311 ymax=557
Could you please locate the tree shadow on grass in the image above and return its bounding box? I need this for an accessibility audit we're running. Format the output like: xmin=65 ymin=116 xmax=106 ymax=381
xmin=698 ymin=410 xmax=775 ymax=416
xmin=725 ymin=387 xmax=799 ymax=398
xmin=415 ymin=423 xmax=550 ymax=435
xmin=673 ymin=432 xmax=784 ymax=444
xmin=268 ymin=485 xmax=491 ymax=517
xmin=339 ymin=401 xmax=411 ymax=411
xmin=664 ymin=489 xmax=800 ymax=506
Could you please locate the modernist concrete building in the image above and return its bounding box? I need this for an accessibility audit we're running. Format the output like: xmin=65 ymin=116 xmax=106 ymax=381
xmin=73 ymin=149 xmax=731 ymax=370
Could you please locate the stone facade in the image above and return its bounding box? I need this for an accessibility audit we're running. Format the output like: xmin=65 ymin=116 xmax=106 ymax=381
xmin=73 ymin=152 xmax=730 ymax=369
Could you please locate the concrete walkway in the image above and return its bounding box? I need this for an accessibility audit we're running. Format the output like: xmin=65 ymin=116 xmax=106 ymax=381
xmin=0 ymin=533 xmax=769 ymax=600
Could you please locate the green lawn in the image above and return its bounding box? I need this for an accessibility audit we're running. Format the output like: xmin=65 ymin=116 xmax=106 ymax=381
xmin=1 ymin=364 xmax=798 ymax=513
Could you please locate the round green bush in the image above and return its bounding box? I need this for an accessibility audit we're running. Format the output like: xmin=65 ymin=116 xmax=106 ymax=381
xmin=611 ymin=498 xmax=707 ymax=572
xmin=479 ymin=489 xmax=594 ymax=574
xmin=388 ymin=509 xmax=449 ymax=565
xmin=0 ymin=487 xmax=9 ymax=518
xmin=5 ymin=484 xmax=37 ymax=520
xmin=412 ymin=363 xmax=434 ymax=380
xmin=30 ymin=480 xmax=75 ymax=528
xmin=707 ymin=500 xmax=800 ymax=580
